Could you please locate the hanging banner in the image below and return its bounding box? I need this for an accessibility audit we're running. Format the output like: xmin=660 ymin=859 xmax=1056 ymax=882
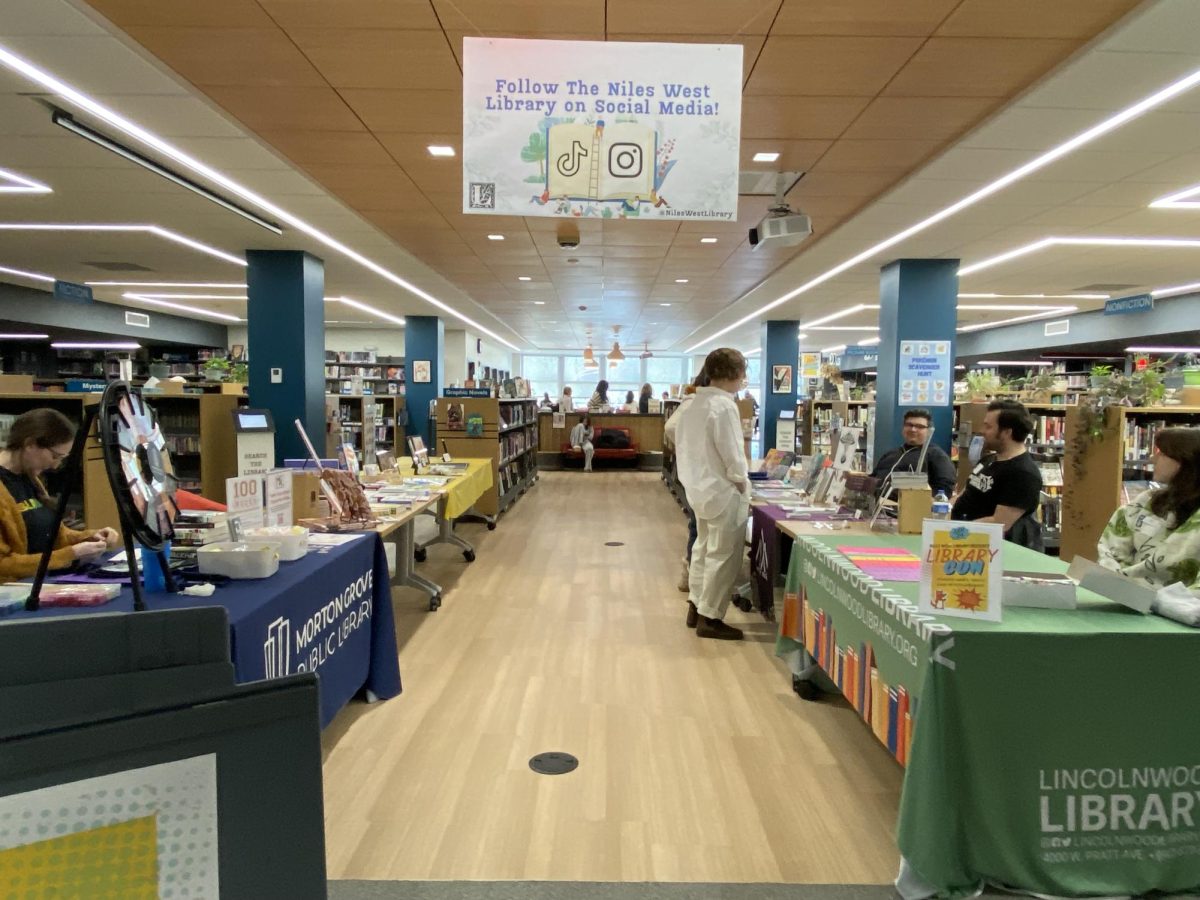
xmin=462 ymin=37 xmax=742 ymax=221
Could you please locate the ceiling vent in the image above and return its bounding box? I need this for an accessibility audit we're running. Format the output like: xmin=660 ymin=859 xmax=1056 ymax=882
xmin=83 ymin=261 xmax=155 ymax=272
xmin=1073 ymin=282 xmax=1139 ymax=292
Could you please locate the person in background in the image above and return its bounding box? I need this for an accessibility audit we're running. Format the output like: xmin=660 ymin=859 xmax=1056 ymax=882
xmin=558 ymin=385 xmax=574 ymax=412
xmin=674 ymin=348 xmax=750 ymax=640
xmin=1098 ymin=428 xmax=1200 ymax=613
xmin=661 ymin=391 xmax=670 ymax=402
xmin=588 ymin=379 xmax=610 ymax=413
xmin=0 ymin=408 xmax=120 ymax=579
xmin=951 ymin=399 xmax=1043 ymax=549
xmin=638 ymin=383 xmax=654 ymax=414
xmin=624 ymin=390 xmax=635 ymax=407
xmin=665 ymin=369 xmax=708 ymax=592
xmin=569 ymin=414 xmax=595 ymax=473
xmin=539 ymin=392 xmax=553 ymax=410
xmin=871 ymin=408 xmax=956 ymax=496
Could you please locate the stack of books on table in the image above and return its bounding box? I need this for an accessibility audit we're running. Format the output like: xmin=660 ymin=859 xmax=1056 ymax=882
xmin=172 ymin=511 xmax=229 ymax=564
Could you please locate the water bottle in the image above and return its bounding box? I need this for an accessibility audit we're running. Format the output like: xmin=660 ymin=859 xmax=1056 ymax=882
xmin=932 ymin=491 xmax=951 ymax=521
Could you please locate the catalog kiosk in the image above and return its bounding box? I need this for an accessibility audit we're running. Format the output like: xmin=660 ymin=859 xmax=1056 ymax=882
xmin=233 ymin=407 xmax=276 ymax=477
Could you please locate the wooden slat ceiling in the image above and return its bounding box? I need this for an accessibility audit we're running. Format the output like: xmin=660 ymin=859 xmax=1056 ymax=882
xmin=82 ymin=0 xmax=1143 ymax=349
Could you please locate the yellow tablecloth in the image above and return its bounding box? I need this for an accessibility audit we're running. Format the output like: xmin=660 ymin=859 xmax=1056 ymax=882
xmin=389 ymin=458 xmax=493 ymax=520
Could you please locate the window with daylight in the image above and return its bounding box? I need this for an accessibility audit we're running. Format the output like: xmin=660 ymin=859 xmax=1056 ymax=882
xmin=520 ymin=354 xmax=560 ymax=400
xmin=645 ymin=356 xmax=686 ymax=396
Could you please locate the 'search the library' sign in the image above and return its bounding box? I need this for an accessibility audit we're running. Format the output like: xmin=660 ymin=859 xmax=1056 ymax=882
xmin=462 ymin=37 xmax=741 ymax=222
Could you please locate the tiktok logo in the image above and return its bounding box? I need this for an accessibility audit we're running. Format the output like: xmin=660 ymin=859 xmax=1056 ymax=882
xmin=556 ymin=140 xmax=588 ymax=177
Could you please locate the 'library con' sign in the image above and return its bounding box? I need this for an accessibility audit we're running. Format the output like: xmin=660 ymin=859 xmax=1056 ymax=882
xmin=1103 ymin=293 xmax=1153 ymax=315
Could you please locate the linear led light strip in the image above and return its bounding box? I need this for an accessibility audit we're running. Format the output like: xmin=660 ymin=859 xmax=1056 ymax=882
xmin=686 ymin=64 xmax=1200 ymax=352
xmin=958 ymin=236 xmax=1200 ymax=276
xmin=0 ymin=264 xmax=54 ymax=284
xmin=0 ymin=167 xmax=51 ymax=194
xmin=124 ymin=292 xmax=242 ymax=323
xmin=1150 ymin=184 xmax=1200 ymax=209
xmin=0 ymin=44 xmax=521 ymax=351
xmin=957 ymin=306 xmax=1076 ymax=333
xmin=0 ymin=223 xmax=244 ymax=266
xmin=86 ymin=281 xmax=247 ymax=288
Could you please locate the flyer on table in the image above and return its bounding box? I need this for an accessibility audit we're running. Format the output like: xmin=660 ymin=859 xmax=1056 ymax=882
xmin=920 ymin=520 xmax=1004 ymax=621
xmin=462 ymin=37 xmax=742 ymax=221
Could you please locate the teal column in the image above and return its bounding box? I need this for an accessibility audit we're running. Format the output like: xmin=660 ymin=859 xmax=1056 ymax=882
xmin=761 ymin=320 xmax=800 ymax=452
xmin=875 ymin=259 xmax=958 ymax=464
xmin=404 ymin=316 xmax=444 ymax=449
xmin=246 ymin=250 xmax=325 ymax=465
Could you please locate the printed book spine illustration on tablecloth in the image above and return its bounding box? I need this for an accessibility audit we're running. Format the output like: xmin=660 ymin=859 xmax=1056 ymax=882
xmin=785 ymin=586 xmax=917 ymax=767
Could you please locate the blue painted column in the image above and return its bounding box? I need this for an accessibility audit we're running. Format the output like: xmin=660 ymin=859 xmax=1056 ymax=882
xmin=246 ymin=250 xmax=325 ymax=465
xmin=404 ymin=316 xmax=444 ymax=449
xmin=875 ymin=258 xmax=958 ymax=464
xmin=760 ymin=320 xmax=800 ymax=452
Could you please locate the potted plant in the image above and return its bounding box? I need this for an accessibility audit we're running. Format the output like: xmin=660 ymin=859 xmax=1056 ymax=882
xmin=1025 ymin=370 xmax=1058 ymax=402
xmin=230 ymin=362 xmax=248 ymax=384
xmin=202 ymin=357 xmax=230 ymax=382
xmin=1089 ymin=364 xmax=1113 ymax=390
xmin=964 ymin=370 xmax=1000 ymax=401
xmin=149 ymin=358 xmax=170 ymax=379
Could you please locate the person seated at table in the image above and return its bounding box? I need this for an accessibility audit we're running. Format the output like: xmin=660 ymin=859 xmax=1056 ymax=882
xmin=570 ymin=414 xmax=595 ymax=473
xmin=559 ymin=386 xmax=574 ymax=412
xmin=1098 ymin=427 xmax=1200 ymax=607
xmin=871 ymin=408 xmax=956 ymax=497
xmin=588 ymin=379 xmax=611 ymax=413
xmin=951 ymin=400 xmax=1043 ymax=549
xmin=0 ymin=408 xmax=120 ymax=579
xmin=539 ymin=392 xmax=554 ymax=410
xmin=638 ymin=382 xmax=653 ymax=414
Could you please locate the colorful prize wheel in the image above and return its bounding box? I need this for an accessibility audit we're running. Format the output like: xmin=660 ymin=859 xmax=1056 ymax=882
xmin=98 ymin=381 xmax=179 ymax=549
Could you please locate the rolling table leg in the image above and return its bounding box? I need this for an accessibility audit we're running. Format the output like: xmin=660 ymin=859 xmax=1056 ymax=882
xmin=397 ymin=518 xmax=443 ymax=610
xmin=414 ymin=497 xmax=477 ymax=560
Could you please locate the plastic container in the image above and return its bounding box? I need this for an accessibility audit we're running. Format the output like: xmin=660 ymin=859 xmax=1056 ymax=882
xmin=244 ymin=526 xmax=309 ymax=561
xmin=196 ymin=542 xmax=280 ymax=579
xmin=141 ymin=541 xmax=171 ymax=592
xmin=931 ymin=491 xmax=952 ymax=521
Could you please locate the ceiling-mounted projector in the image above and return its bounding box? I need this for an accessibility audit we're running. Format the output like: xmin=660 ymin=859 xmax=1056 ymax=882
xmin=749 ymin=207 xmax=812 ymax=250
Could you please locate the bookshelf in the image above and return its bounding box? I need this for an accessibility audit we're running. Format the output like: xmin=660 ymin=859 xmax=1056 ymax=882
xmin=325 ymin=395 xmax=406 ymax=465
xmin=1061 ymin=405 xmax=1200 ymax=562
xmin=799 ymin=400 xmax=875 ymax=469
xmin=434 ymin=397 xmax=538 ymax=516
xmin=324 ymin=351 xmax=406 ymax=396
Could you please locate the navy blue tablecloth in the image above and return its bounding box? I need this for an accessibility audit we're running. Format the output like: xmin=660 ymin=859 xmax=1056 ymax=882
xmin=5 ymin=532 xmax=401 ymax=727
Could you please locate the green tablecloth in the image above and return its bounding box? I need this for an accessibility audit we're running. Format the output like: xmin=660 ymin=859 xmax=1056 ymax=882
xmin=779 ymin=533 xmax=1200 ymax=898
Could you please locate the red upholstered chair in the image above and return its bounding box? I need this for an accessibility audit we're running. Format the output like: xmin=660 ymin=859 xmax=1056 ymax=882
xmin=561 ymin=426 xmax=639 ymax=467
xmin=175 ymin=489 xmax=227 ymax=512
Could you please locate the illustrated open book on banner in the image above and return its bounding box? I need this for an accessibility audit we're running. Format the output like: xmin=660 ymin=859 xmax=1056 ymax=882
xmin=547 ymin=122 xmax=657 ymax=202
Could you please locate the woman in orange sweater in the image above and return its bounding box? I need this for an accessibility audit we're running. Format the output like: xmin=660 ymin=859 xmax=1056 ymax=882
xmin=0 ymin=408 xmax=119 ymax=579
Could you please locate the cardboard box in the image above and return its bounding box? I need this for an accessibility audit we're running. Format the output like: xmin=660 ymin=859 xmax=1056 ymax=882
xmin=897 ymin=486 xmax=931 ymax=534
xmin=220 ymin=382 xmax=246 ymax=396
xmin=0 ymin=374 xmax=33 ymax=392
xmin=291 ymin=471 xmax=323 ymax=521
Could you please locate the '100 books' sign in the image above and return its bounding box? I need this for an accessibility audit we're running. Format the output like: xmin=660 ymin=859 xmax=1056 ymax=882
xmin=462 ymin=38 xmax=742 ymax=221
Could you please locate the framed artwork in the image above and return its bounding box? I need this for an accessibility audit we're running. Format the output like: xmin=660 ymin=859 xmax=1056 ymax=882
xmin=229 ymin=344 xmax=245 ymax=361
xmin=772 ymin=364 xmax=793 ymax=394
xmin=412 ymin=360 xmax=431 ymax=383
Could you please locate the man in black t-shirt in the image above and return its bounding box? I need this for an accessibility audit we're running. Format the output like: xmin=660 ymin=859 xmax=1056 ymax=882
xmin=952 ymin=399 xmax=1043 ymax=546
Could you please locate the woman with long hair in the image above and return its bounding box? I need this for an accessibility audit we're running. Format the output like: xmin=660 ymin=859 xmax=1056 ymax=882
xmin=638 ymin=382 xmax=654 ymax=414
xmin=0 ymin=408 xmax=119 ymax=578
xmin=1098 ymin=427 xmax=1200 ymax=611
xmin=588 ymin=379 xmax=610 ymax=413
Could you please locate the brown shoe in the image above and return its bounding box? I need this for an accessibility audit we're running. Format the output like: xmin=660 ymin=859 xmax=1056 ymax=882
xmin=696 ymin=616 xmax=743 ymax=641
xmin=686 ymin=601 xmax=698 ymax=628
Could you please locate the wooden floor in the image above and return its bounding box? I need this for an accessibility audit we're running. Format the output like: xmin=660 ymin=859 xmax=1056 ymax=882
xmin=321 ymin=471 xmax=903 ymax=883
